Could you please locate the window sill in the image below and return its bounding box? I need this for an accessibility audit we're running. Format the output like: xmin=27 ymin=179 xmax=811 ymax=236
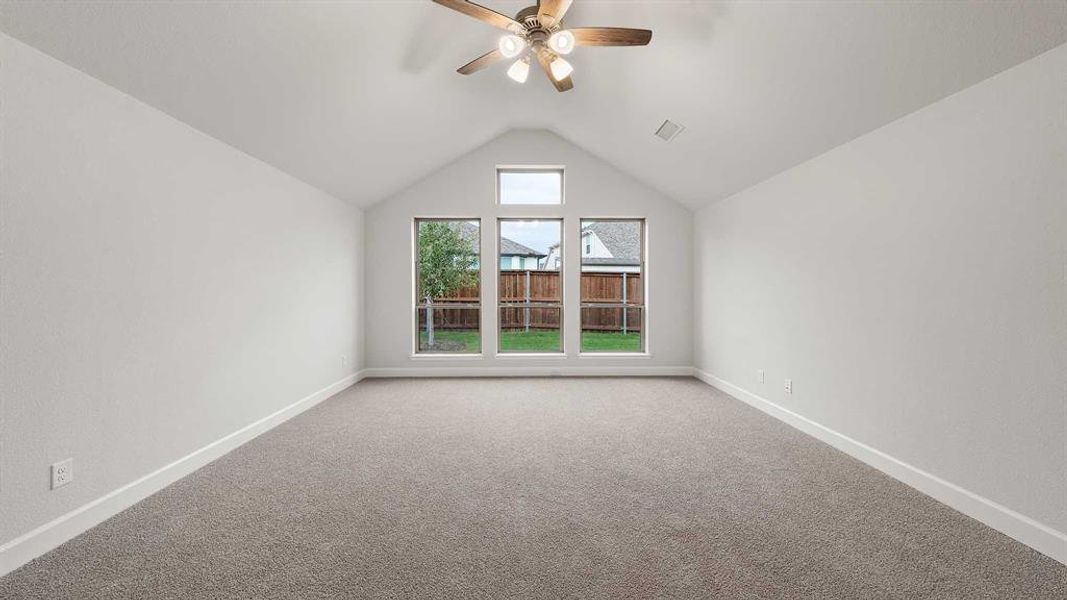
xmin=493 ymin=352 xmax=567 ymax=359
xmin=578 ymin=352 xmax=652 ymax=359
xmin=409 ymin=353 xmax=484 ymax=360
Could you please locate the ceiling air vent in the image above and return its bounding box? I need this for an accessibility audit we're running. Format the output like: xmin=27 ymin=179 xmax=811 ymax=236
xmin=655 ymin=119 xmax=685 ymax=142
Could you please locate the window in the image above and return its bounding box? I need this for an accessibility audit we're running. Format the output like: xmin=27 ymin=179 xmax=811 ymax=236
xmin=415 ymin=219 xmax=481 ymax=354
xmin=498 ymin=219 xmax=562 ymax=353
xmin=580 ymin=219 xmax=645 ymax=353
xmin=497 ymin=168 xmax=563 ymax=205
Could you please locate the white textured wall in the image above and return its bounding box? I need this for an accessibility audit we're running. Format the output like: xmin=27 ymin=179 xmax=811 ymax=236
xmin=693 ymin=45 xmax=1066 ymax=533
xmin=0 ymin=33 xmax=363 ymax=545
xmin=364 ymin=129 xmax=692 ymax=372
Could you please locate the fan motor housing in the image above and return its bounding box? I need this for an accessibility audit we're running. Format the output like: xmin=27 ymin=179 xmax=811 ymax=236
xmin=516 ymin=5 xmax=559 ymax=35
xmin=527 ymin=30 xmax=549 ymax=47
xmin=516 ymin=5 xmax=540 ymax=24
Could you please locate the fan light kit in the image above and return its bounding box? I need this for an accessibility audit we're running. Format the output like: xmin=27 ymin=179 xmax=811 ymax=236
xmin=549 ymin=56 xmax=573 ymax=81
xmin=433 ymin=0 xmax=652 ymax=92
xmin=548 ymin=30 xmax=575 ymax=54
xmin=499 ymin=34 xmax=525 ymax=58
xmin=507 ymin=56 xmax=531 ymax=83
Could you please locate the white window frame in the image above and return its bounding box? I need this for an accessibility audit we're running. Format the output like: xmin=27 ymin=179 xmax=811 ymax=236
xmin=578 ymin=218 xmax=648 ymax=356
xmin=496 ymin=217 xmax=564 ymax=356
xmin=412 ymin=217 xmax=483 ymax=357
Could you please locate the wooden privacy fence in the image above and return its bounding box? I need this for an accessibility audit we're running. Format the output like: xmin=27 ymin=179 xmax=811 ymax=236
xmin=418 ymin=270 xmax=642 ymax=332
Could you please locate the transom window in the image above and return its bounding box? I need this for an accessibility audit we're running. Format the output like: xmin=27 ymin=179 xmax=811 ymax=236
xmin=497 ymin=167 xmax=563 ymax=205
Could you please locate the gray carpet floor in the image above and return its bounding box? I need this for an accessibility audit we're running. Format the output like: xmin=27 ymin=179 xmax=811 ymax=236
xmin=1 ymin=377 xmax=1064 ymax=599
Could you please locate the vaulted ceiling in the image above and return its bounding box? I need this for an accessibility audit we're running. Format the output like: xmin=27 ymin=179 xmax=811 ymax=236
xmin=2 ymin=1 xmax=1065 ymax=208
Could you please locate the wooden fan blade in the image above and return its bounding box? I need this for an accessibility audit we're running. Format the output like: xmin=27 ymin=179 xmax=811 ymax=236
xmin=457 ymin=48 xmax=505 ymax=75
xmin=537 ymin=0 xmax=574 ymax=28
xmin=536 ymin=50 xmax=574 ymax=92
xmin=432 ymin=0 xmax=525 ymax=34
xmin=572 ymin=27 xmax=653 ymax=46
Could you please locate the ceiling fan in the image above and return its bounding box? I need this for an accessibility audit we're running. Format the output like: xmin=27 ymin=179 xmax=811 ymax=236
xmin=432 ymin=0 xmax=652 ymax=92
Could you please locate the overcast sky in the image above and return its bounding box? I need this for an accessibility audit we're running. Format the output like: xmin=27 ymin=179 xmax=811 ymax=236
xmin=500 ymin=220 xmax=560 ymax=256
xmin=499 ymin=171 xmax=560 ymax=205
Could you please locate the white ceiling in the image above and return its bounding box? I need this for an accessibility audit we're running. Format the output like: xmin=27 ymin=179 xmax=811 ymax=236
xmin=2 ymin=1 xmax=1065 ymax=208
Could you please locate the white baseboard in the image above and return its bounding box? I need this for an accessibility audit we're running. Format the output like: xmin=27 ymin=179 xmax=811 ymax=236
xmin=693 ymin=369 xmax=1067 ymax=565
xmin=7 ymin=368 xmax=1060 ymax=576
xmin=362 ymin=365 xmax=695 ymax=378
xmin=0 ymin=371 xmax=366 ymax=578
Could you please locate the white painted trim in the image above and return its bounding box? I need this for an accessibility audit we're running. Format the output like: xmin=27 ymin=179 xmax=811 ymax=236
xmin=363 ymin=366 xmax=693 ymax=378
xmin=492 ymin=353 xmax=568 ymax=360
xmin=409 ymin=353 xmax=485 ymax=360
xmin=0 ymin=371 xmax=366 ymax=577
xmin=692 ymin=369 xmax=1067 ymax=565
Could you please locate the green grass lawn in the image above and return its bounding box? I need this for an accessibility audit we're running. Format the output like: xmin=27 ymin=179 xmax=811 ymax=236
xmin=419 ymin=329 xmax=641 ymax=353
xmin=419 ymin=329 xmax=481 ymax=353
xmin=499 ymin=330 xmax=562 ymax=352
xmin=581 ymin=331 xmax=642 ymax=352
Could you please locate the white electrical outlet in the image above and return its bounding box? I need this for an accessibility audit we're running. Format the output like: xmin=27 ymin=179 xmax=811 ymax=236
xmin=757 ymin=369 xmax=765 ymax=384
xmin=341 ymin=355 xmax=347 ymax=368
xmin=51 ymin=458 xmax=73 ymax=489
xmin=784 ymin=379 xmax=793 ymax=395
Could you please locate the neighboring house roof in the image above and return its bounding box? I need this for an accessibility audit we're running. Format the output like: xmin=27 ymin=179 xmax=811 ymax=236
xmin=549 ymin=221 xmax=641 ymax=266
xmin=499 ymin=237 xmax=545 ymax=258
xmin=450 ymin=221 xmax=479 ymax=248
xmin=580 ymin=257 xmax=638 ymax=266
xmin=585 ymin=222 xmax=640 ymax=264
xmin=449 ymin=221 xmax=545 ymax=257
